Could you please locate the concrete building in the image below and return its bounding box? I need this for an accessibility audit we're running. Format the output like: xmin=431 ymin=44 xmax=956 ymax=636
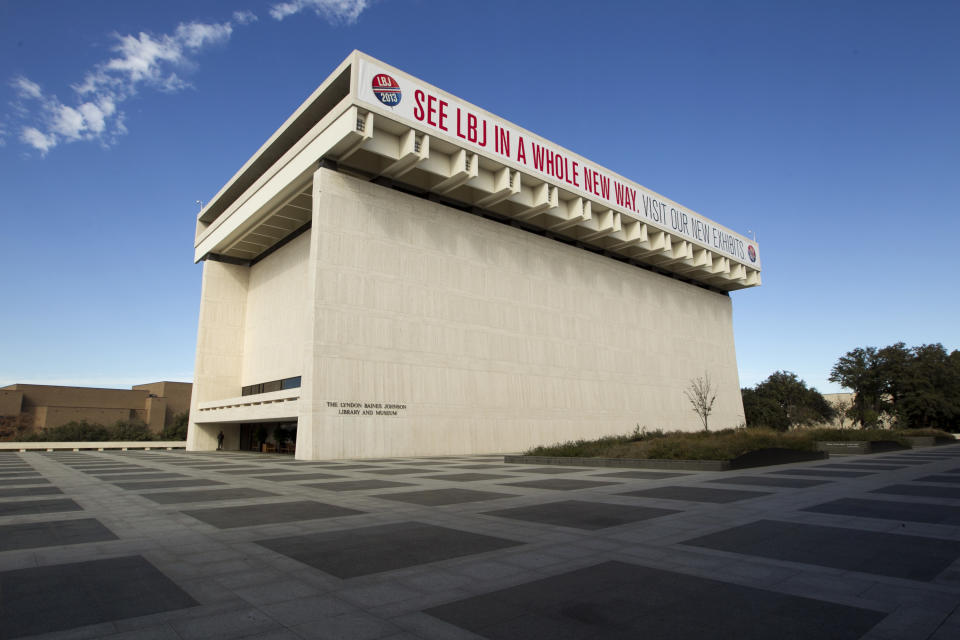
xmin=0 ymin=381 xmax=192 ymax=433
xmin=188 ymin=51 xmax=762 ymax=459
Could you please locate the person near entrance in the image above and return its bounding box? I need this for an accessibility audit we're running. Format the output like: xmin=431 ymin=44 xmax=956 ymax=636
xmin=217 ymin=431 xmax=224 ymax=450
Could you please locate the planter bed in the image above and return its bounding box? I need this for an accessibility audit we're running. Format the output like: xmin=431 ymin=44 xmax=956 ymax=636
xmin=815 ymin=440 xmax=907 ymax=455
xmin=505 ymin=448 xmax=826 ymax=472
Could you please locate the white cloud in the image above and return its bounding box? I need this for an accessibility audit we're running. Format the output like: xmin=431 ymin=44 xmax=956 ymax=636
xmin=270 ymin=0 xmax=369 ymax=24
xmin=10 ymin=16 xmax=243 ymax=154
xmin=9 ymin=3 xmax=370 ymax=155
xmin=233 ymin=10 xmax=258 ymax=25
xmin=12 ymin=76 xmax=43 ymax=100
xmin=20 ymin=126 xmax=58 ymax=153
xmin=176 ymin=21 xmax=233 ymax=50
xmin=50 ymin=104 xmax=85 ymax=139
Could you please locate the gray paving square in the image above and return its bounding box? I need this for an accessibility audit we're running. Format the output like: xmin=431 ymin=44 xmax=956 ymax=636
xmin=0 ymin=498 xmax=83 ymax=516
xmin=501 ymin=478 xmax=621 ymax=491
xmin=424 ymin=560 xmax=885 ymax=640
xmin=506 ymin=466 xmax=584 ymax=474
xmin=142 ymin=488 xmax=277 ymax=504
xmin=591 ymin=470 xmax=693 ymax=479
xmin=621 ymin=485 xmax=771 ymax=503
xmin=0 ymin=471 xmax=41 ymax=478
xmin=419 ymin=473 xmax=517 ymax=482
xmin=683 ymin=519 xmax=960 ymax=580
xmin=1 ymin=477 xmax=50 ymax=486
xmin=0 ymin=555 xmax=197 ymax=639
xmin=455 ymin=464 xmax=514 ymax=470
xmin=484 ymin=499 xmax=679 ymax=530
xmin=708 ymin=475 xmax=830 ymax=488
xmin=376 ymin=488 xmax=517 ymax=506
xmin=803 ymin=498 xmax=960 ymax=525
xmin=872 ymin=484 xmax=960 ymax=499
xmin=0 ymin=486 xmax=62 ymax=498
xmin=361 ymin=467 xmax=436 ymax=475
xmin=916 ymin=474 xmax=960 ymax=484
xmin=767 ymin=469 xmax=875 ymax=478
xmin=303 ymin=479 xmax=415 ymax=491
xmin=113 ymin=479 xmax=227 ymax=490
xmin=817 ymin=463 xmax=905 ymax=471
xmin=251 ymin=472 xmax=344 ymax=482
xmin=0 ymin=517 xmax=117 ymax=551
xmin=177 ymin=463 xmax=238 ymax=469
xmin=324 ymin=464 xmax=382 ymax=470
xmin=255 ymin=521 xmax=522 ymax=578
xmin=95 ymin=472 xmax=186 ymax=481
xmin=182 ymin=500 xmax=364 ymax=529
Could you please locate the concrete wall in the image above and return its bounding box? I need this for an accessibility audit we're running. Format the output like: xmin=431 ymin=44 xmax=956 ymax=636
xmin=296 ymin=170 xmax=744 ymax=458
xmin=1 ymin=384 xmax=187 ymax=432
xmin=241 ymin=232 xmax=311 ymax=386
xmin=133 ymin=382 xmax=193 ymax=424
xmin=9 ymin=385 xmax=150 ymax=410
xmin=188 ymin=259 xmax=250 ymax=451
xmin=0 ymin=390 xmax=22 ymax=416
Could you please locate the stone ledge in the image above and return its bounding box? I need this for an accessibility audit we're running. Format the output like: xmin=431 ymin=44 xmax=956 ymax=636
xmin=0 ymin=441 xmax=187 ymax=452
xmin=903 ymin=436 xmax=954 ymax=448
xmin=815 ymin=440 xmax=908 ymax=455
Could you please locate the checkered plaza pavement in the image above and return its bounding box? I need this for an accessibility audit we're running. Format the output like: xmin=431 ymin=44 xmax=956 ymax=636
xmin=2 ymin=445 xmax=960 ymax=639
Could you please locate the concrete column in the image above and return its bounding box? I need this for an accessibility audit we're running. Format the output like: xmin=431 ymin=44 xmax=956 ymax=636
xmin=294 ymin=167 xmax=323 ymax=460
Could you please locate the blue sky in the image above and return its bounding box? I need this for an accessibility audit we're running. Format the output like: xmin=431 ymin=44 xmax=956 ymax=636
xmin=1 ymin=0 xmax=958 ymax=394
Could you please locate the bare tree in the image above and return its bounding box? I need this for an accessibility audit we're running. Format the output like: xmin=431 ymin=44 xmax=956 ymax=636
xmin=685 ymin=373 xmax=717 ymax=431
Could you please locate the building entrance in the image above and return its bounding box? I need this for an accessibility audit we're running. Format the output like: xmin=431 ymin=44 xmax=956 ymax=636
xmin=238 ymin=421 xmax=297 ymax=454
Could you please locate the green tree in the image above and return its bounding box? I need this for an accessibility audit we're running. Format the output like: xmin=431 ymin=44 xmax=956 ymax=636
xmin=830 ymin=342 xmax=960 ymax=431
xmin=742 ymin=371 xmax=833 ymax=431
xmin=829 ymin=347 xmax=886 ymax=426
xmin=877 ymin=342 xmax=912 ymax=414
xmin=741 ymin=387 xmax=788 ymax=430
xmin=895 ymin=344 xmax=960 ymax=430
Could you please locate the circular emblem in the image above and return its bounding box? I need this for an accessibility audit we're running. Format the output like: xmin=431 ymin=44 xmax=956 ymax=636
xmin=747 ymin=245 xmax=757 ymax=262
xmin=372 ymin=74 xmax=401 ymax=107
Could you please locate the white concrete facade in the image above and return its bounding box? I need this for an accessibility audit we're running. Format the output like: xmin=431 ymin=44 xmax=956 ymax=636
xmin=188 ymin=52 xmax=759 ymax=459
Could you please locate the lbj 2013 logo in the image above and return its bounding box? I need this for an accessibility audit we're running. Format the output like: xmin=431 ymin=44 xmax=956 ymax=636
xmin=372 ymin=74 xmax=401 ymax=106
xmin=748 ymin=245 xmax=757 ymax=262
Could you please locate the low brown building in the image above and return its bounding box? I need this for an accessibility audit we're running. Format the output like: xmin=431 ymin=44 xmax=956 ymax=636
xmin=0 ymin=382 xmax=192 ymax=433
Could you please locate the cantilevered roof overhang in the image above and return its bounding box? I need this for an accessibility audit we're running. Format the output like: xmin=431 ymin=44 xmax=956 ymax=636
xmin=194 ymin=51 xmax=761 ymax=291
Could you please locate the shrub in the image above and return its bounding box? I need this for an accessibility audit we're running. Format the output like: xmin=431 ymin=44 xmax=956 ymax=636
xmin=524 ymin=426 xmax=818 ymax=460
xmin=25 ymin=419 xmax=159 ymax=442
xmin=110 ymin=419 xmax=156 ymax=441
xmin=161 ymin=412 xmax=189 ymax=440
xmin=0 ymin=414 xmax=32 ymax=442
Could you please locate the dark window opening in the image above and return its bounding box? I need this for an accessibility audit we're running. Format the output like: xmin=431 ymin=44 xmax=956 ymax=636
xmin=242 ymin=376 xmax=302 ymax=397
